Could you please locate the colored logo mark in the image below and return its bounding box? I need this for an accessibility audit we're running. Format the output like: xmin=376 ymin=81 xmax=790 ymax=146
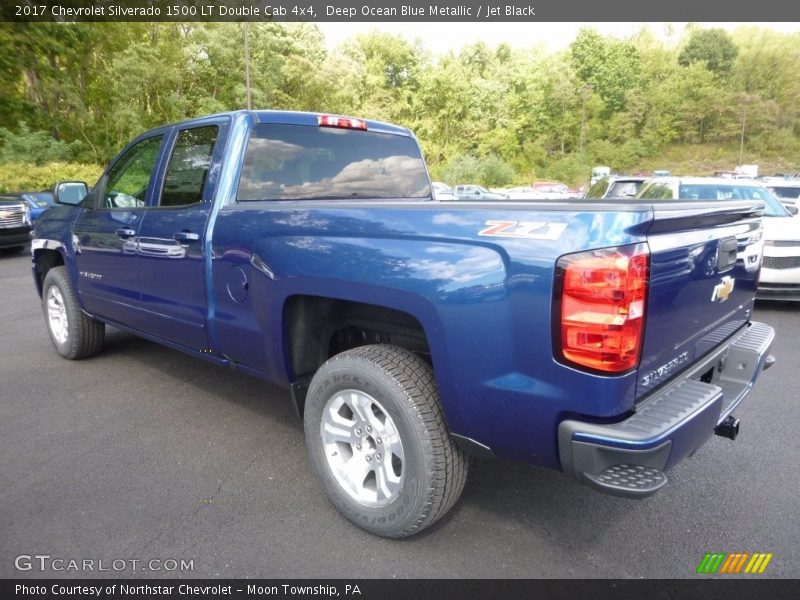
xmin=696 ymin=552 xmax=773 ymax=574
xmin=711 ymin=276 xmax=735 ymax=303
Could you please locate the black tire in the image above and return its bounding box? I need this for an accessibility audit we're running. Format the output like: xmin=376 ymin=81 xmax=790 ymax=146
xmin=41 ymin=266 xmax=105 ymax=359
xmin=304 ymin=344 xmax=468 ymax=538
xmin=2 ymin=245 xmax=25 ymax=255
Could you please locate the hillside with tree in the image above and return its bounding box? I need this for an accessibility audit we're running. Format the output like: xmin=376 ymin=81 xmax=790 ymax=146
xmin=1 ymin=22 xmax=799 ymax=190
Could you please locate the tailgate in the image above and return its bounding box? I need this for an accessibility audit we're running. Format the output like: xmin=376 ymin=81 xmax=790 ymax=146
xmin=636 ymin=201 xmax=764 ymax=400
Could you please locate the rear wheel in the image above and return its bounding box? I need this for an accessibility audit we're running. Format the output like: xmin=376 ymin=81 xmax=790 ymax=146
xmin=304 ymin=344 xmax=468 ymax=538
xmin=42 ymin=266 xmax=105 ymax=359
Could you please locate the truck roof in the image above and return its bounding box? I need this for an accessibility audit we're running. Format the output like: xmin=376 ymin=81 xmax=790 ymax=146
xmin=170 ymin=110 xmax=412 ymax=137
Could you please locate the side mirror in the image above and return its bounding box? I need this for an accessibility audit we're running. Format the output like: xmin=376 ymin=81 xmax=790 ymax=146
xmin=788 ymin=204 xmax=799 ymax=216
xmin=54 ymin=181 xmax=89 ymax=206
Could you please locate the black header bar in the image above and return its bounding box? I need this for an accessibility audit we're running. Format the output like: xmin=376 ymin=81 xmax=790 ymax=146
xmin=2 ymin=0 xmax=799 ymax=22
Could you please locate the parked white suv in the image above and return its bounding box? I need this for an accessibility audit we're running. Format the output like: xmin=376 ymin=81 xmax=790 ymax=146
xmin=431 ymin=181 xmax=457 ymax=201
xmin=760 ymin=177 xmax=800 ymax=212
xmin=637 ymin=177 xmax=800 ymax=301
xmin=453 ymin=184 xmax=506 ymax=200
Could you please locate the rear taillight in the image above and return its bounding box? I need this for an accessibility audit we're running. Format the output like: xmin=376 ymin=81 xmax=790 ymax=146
xmin=318 ymin=114 xmax=368 ymax=130
xmin=555 ymin=244 xmax=649 ymax=373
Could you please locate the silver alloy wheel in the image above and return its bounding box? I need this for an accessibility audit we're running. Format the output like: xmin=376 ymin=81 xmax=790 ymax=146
xmin=320 ymin=389 xmax=404 ymax=507
xmin=46 ymin=285 xmax=69 ymax=345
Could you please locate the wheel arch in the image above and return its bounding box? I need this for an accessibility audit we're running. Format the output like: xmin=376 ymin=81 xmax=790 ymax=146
xmin=283 ymin=294 xmax=443 ymax=420
xmin=32 ymin=245 xmax=66 ymax=298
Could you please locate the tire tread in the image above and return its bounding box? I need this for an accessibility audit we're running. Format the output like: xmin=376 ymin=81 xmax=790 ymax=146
xmin=43 ymin=266 xmax=105 ymax=359
xmin=325 ymin=344 xmax=468 ymax=538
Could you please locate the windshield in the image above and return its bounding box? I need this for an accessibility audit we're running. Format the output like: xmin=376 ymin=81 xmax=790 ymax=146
xmin=26 ymin=193 xmax=54 ymax=207
xmin=677 ymin=184 xmax=789 ymax=217
xmin=607 ymin=180 xmax=642 ymax=198
xmin=237 ymin=124 xmax=431 ymax=201
xmin=766 ymin=185 xmax=800 ymax=199
xmin=585 ymin=178 xmax=609 ymax=198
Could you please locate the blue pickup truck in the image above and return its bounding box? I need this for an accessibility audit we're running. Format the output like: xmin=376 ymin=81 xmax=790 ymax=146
xmin=31 ymin=111 xmax=775 ymax=538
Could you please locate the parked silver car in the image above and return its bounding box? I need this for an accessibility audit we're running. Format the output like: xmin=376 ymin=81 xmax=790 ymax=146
xmin=453 ymin=184 xmax=507 ymax=200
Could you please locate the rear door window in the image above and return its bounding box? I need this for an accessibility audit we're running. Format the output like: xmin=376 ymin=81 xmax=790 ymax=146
xmin=160 ymin=126 xmax=219 ymax=207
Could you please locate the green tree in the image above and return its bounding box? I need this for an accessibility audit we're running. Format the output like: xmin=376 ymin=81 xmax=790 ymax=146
xmin=341 ymin=31 xmax=425 ymax=124
xmin=0 ymin=122 xmax=75 ymax=164
xmin=678 ymin=28 xmax=739 ymax=78
xmin=569 ymin=28 xmax=642 ymax=114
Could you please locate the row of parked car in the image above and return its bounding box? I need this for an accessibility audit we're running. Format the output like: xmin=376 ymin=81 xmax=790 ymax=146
xmin=592 ymin=175 xmax=800 ymax=301
xmin=432 ymin=181 xmax=582 ymax=201
xmin=0 ymin=185 xmax=88 ymax=253
xmin=0 ymin=190 xmax=56 ymax=253
xmin=586 ymin=174 xmax=800 ymax=211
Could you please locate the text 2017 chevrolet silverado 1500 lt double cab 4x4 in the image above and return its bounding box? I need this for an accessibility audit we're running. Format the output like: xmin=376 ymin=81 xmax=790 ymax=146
xmin=32 ymin=111 xmax=775 ymax=538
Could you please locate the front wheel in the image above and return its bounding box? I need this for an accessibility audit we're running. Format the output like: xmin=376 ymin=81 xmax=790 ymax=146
xmin=304 ymin=344 xmax=468 ymax=538
xmin=42 ymin=266 xmax=105 ymax=359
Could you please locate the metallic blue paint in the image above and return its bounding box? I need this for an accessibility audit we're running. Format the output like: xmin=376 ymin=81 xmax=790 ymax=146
xmin=636 ymin=208 xmax=762 ymax=400
xmin=131 ymin=116 xmax=232 ymax=349
xmin=208 ymin=203 xmax=653 ymax=466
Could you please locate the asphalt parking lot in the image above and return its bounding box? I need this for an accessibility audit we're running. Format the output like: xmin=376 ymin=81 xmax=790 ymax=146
xmin=1 ymin=248 xmax=798 ymax=579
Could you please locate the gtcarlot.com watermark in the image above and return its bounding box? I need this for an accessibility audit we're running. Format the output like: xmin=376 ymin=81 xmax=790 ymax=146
xmin=14 ymin=554 xmax=194 ymax=573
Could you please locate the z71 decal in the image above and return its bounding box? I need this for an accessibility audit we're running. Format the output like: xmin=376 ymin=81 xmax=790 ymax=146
xmin=478 ymin=220 xmax=568 ymax=240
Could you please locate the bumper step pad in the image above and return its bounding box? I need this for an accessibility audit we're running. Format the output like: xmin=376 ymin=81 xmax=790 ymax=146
xmin=584 ymin=464 xmax=667 ymax=496
xmin=558 ymin=321 xmax=775 ymax=499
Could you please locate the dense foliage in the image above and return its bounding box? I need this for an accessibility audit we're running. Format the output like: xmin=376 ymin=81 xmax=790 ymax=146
xmin=1 ymin=22 xmax=799 ymax=188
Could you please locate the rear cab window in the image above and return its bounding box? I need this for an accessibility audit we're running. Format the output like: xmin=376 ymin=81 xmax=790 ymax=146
xmin=237 ymin=124 xmax=431 ymax=201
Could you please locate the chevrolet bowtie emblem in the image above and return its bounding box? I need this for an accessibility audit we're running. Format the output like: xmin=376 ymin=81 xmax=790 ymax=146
xmin=712 ymin=276 xmax=735 ymax=302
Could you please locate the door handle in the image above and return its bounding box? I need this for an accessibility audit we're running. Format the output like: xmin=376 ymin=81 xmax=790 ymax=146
xmin=174 ymin=231 xmax=200 ymax=242
xmin=116 ymin=228 xmax=136 ymax=238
